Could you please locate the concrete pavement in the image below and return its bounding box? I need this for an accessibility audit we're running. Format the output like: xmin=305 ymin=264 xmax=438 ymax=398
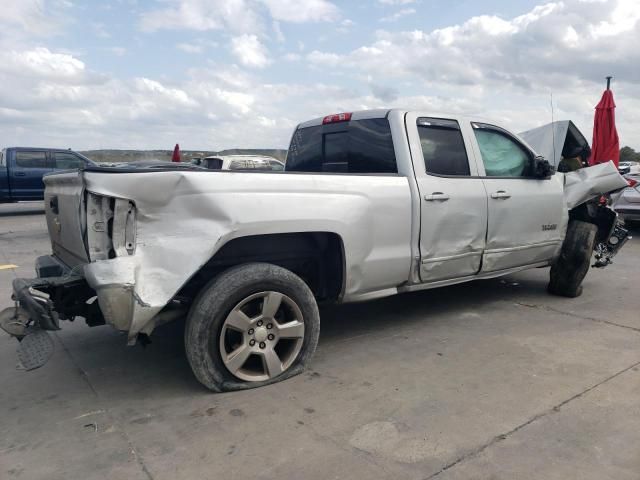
xmin=1 ymin=202 xmax=639 ymax=479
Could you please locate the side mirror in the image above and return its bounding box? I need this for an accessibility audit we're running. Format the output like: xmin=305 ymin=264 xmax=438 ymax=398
xmin=532 ymin=155 xmax=554 ymax=179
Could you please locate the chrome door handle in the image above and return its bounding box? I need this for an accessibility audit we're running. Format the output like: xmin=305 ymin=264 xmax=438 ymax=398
xmin=424 ymin=192 xmax=450 ymax=202
xmin=490 ymin=190 xmax=511 ymax=199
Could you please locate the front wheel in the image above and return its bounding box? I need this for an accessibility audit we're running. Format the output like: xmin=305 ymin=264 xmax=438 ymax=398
xmin=548 ymin=220 xmax=597 ymax=298
xmin=185 ymin=263 xmax=320 ymax=392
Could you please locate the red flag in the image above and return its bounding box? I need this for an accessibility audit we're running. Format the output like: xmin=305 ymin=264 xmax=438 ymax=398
xmin=588 ymin=89 xmax=619 ymax=167
xmin=171 ymin=143 xmax=181 ymax=163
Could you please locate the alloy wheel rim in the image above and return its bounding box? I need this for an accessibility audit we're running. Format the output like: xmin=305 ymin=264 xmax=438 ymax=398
xmin=218 ymin=291 xmax=305 ymax=382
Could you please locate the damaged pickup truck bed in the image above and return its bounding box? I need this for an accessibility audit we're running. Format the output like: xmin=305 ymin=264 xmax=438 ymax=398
xmin=0 ymin=109 xmax=630 ymax=391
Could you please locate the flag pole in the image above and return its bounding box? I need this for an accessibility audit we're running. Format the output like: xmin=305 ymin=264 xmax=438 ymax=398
xmin=606 ymin=76 xmax=612 ymax=90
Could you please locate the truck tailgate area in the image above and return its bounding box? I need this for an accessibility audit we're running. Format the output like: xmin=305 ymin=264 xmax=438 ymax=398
xmin=43 ymin=171 xmax=89 ymax=268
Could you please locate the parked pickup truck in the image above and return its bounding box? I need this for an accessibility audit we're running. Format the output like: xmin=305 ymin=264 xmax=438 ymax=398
xmin=1 ymin=147 xmax=95 ymax=202
xmin=0 ymin=110 xmax=630 ymax=391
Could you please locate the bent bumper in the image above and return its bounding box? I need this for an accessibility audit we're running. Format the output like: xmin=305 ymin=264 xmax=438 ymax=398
xmin=6 ymin=255 xmax=101 ymax=333
xmin=6 ymin=255 xmax=175 ymax=344
xmin=12 ymin=277 xmax=62 ymax=331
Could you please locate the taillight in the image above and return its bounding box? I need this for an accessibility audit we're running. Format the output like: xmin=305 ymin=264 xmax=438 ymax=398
xmin=627 ymin=178 xmax=638 ymax=188
xmin=86 ymin=193 xmax=136 ymax=261
xmin=322 ymin=112 xmax=352 ymax=124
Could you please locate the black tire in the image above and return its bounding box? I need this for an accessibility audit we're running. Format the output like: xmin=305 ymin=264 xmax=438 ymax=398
xmin=185 ymin=263 xmax=320 ymax=392
xmin=548 ymin=220 xmax=597 ymax=298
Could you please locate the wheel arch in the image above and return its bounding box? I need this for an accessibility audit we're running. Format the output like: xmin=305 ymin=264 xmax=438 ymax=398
xmin=178 ymin=231 xmax=346 ymax=303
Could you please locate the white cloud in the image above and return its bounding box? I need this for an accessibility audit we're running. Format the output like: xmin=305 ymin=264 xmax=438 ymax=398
xmin=380 ymin=8 xmax=416 ymax=22
xmin=134 ymin=78 xmax=198 ymax=107
xmin=0 ymin=0 xmax=57 ymax=36
xmin=260 ymin=0 xmax=339 ymax=23
xmin=0 ymin=47 xmax=85 ymax=79
xmin=231 ymin=34 xmax=271 ymax=68
xmin=177 ymin=42 xmax=203 ymax=54
xmin=306 ymin=0 xmax=640 ymax=146
xmin=176 ymin=39 xmax=219 ymax=53
xmin=336 ymin=18 xmax=355 ymax=33
xmin=590 ymin=0 xmax=640 ymax=37
xmin=308 ymin=0 xmax=640 ymax=90
xmin=306 ymin=50 xmax=342 ymax=66
xmin=140 ymin=0 xmax=261 ymax=33
xmin=283 ymin=52 xmax=301 ymax=61
xmin=378 ymin=0 xmax=416 ymax=4
xmin=139 ymin=0 xmax=339 ymax=33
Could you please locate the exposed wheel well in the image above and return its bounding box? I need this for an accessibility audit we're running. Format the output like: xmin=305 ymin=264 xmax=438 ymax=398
xmin=569 ymin=202 xmax=617 ymax=243
xmin=178 ymin=232 xmax=345 ymax=303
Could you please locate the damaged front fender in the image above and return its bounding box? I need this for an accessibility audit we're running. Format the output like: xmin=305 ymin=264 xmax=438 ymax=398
xmin=563 ymin=161 xmax=628 ymax=210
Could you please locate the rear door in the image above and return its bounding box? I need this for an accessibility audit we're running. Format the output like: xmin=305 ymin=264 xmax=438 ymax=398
xmin=43 ymin=170 xmax=90 ymax=266
xmin=406 ymin=113 xmax=488 ymax=282
xmin=10 ymin=150 xmax=52 ymax=199
xmin=469 ymin=122 xmax=566 ymax=272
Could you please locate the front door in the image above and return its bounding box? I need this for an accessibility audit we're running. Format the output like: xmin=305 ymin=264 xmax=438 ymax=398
xmin=406 ymin=114 xmax=488 ymax=282
xmin=469 ymin=122 xmax=566 ymax=272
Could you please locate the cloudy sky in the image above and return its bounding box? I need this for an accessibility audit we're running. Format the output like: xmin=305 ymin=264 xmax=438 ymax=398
xmin=0 ymin=0 xmax=638 ymax=151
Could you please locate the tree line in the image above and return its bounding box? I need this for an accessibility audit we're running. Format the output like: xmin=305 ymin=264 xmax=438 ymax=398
xmin=620 ymin=146 xmax=640 ymax=163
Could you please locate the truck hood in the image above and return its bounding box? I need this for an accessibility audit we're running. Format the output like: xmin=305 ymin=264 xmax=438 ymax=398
xmin=562 ymin=161 xmax=628 ymax=210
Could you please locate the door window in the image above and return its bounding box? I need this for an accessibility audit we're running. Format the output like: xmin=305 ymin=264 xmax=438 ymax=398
xmin=472 ymin=124 xmax=532 ymax=177
xmin=417 ymin=118 xmax=470 ymax=176
xmin=15 ymin=151 xmax=47 ymax=168
xmin=53 ymin=152 xmax=84 ymax=170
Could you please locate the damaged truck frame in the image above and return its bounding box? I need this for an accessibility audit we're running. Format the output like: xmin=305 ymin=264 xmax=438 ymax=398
xmin=1 ymin=110 xmax=630 ymax=391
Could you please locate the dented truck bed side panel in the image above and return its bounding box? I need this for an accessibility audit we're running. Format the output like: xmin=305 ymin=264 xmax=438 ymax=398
xmin=80 ymin=170 xmax=413 ymax=339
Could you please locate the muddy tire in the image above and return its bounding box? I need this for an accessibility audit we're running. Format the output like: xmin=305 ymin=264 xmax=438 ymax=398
xmin=548 ymin=220 xmax=597 ymax=298
xmin=185 ymin=263 xmax=320 ymax=392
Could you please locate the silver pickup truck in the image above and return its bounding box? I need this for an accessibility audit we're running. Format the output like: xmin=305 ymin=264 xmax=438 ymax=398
xmin=0 ymin=109 xmax=629 ymax=391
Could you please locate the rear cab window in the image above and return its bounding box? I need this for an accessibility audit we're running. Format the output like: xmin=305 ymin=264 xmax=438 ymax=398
xmin=286 ymin=117 xmax=397 ymax=174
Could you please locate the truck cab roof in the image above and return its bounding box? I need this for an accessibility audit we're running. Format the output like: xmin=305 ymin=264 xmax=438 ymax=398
xmin=296 ymin=109 xmax=500 ymax=130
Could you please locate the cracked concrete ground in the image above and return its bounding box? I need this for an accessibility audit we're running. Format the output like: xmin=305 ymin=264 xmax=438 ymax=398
xmin=1 ymin=202 xmax=639 ymax=480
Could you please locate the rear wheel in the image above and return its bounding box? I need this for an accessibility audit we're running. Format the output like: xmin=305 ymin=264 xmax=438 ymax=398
xmin=185 ymin=263 xmax=320 ymax=392
xmin=548 ymin=220 xmax=597 ymax=298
